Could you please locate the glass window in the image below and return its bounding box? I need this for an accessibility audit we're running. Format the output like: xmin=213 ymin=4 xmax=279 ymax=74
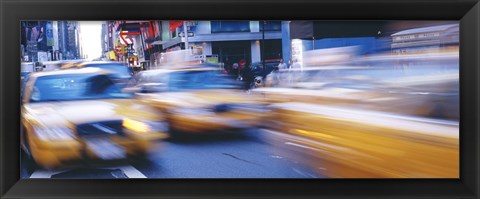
xmin=211 ymin=21 xmax=250 ymax=33
xmin=260 ymin=21 xmax=281 ymax=31
xmin=30 ymin=74 xmax=131 ymax=103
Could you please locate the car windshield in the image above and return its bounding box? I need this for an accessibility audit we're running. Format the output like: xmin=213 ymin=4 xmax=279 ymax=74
xmin=30 ymin=74 xmax=132 ymax=103
xmin=83 ymin=64 xmax=132 ymax=79
xmin=168 ymin=70 xmax=241 ymax=91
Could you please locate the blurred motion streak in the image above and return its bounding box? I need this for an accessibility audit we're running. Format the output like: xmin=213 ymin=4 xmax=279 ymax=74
xmin=20 ymin=21 xmax=460 ymax=178
xmin=21 ymin=67 xmax=168 ymax=169
xmin=254 ymin=46 xmax=459 ymax=178
xmin=263 ymin=102 xmax=458 ymax=178
xmin=127 ymin=65 xmax=268 ymax=134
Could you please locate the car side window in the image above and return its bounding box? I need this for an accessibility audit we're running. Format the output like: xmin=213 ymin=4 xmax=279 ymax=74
xmin=30 ymin=86 xmax=41 ymax=102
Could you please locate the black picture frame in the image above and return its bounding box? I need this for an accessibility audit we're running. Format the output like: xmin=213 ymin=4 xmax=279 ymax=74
xmin=1 ymin=0 xmax=479 ymax=198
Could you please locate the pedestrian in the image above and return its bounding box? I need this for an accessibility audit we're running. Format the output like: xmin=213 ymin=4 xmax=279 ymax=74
xmin=242 ymin=63 xmax=254 ymax=90
xmin=277 ymin=59 xmax=287 ymax=70
xmin=238 ymin=59 xmax=247 ymax=80
xmin=230 ymin=63 xmax=240 ymax=80
xmin=224 ymin=57 xmax=232 ymax=74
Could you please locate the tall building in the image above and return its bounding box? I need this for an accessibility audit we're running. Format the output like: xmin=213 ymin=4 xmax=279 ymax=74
xmin=390 ymin=24 xmax=459 ymax=54
xmin=149 ymin=21 xmax=283 ymax=67
xmin=101 ymin=22 xmax=107 ymax=57
xmin=21 ymin=21 xmax=53 ymax=62
xmin=102 ymin=21 xmax=283 ymax=69
xmin=102 ymin=21 xmax=119 ymax=61
xmin=77 ymin=23 xmax=84 ymax=59
xmin=57 ymin=21 xmax=80 ymax=60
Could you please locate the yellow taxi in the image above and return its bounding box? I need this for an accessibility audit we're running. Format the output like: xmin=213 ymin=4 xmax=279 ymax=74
xmin=21 ymin=68 xmax=168 ymax=169
xmin=128 ymin=65 xmax=269 ymax=134
xmin=255 ymin=66 xmax=459 ymax=178
xmin=257 ymin=66 xmax=459 ymax=120
xmin=62 ymin=61 xmax=133 ymax=88
xmin=263 ymin=102 xmax=459 ymax=178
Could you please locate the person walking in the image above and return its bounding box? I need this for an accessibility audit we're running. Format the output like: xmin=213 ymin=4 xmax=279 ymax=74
xmin=277 ymin=59 xmax=287 ymax=70
xmin=231 ymin=63 xmax=240 ymax=80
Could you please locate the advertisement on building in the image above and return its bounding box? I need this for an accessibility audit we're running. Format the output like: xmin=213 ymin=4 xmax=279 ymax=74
xmin=205 ymin=55 xmax=219 ymax=63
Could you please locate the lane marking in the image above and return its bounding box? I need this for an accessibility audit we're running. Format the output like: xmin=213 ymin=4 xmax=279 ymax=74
xmin=29 ymin=164 xmax=147 ymax=179
xmin=107 ymin=165 xmax=147 ymax=178
xmin=29 ymin=169 xmax=69 ymax=178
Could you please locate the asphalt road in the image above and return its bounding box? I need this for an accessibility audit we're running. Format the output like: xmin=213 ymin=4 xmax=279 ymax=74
xmin=21 ymin=129 xmax=322 ymax=179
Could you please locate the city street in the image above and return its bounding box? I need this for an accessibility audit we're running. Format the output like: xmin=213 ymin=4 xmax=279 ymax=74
xmin=22 ymin=129 xmax=321 ymax=179
xmin=19 ymin=20 xmax=460 ymax=178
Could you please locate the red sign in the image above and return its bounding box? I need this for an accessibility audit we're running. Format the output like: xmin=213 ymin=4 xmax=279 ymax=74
xmin=114 ymin=46 xmax=122 ymax=54
xmin=169 ymin=21 xmax=183 ymax=32
xmin=119 ymin=31 xmax=140 ymax=45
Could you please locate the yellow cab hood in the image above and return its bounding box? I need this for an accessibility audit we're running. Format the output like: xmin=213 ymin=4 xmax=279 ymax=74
xmin=141 ymin=89 xmax=260 ymax=108
xmin=23 ymin=99 xmax=162 ymax=127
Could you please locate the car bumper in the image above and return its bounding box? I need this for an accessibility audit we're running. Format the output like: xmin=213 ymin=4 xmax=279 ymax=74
xmin=29 ymin=139 xmax=83 ymax=169
xmin=29 ymin=132 xmax=166 ymax=169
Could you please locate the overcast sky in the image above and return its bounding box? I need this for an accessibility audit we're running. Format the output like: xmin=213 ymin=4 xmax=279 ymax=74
xmin=79 ymin=21 xmax=103 ymax=60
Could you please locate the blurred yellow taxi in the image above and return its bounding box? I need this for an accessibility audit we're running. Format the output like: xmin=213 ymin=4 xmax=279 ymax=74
xmin=21 ymin=68 xmax=168 ymax=169
xmin=256 ymin=65 xmax=459 ymax=178
xmin=62 ymin=61 xmax=133 ymax=88
xmin=128 ymin=65 xmax=269 ymax=134
xmin=263 ymin=102 xmax=459 ymax=178
xmin=257 ymin=66 xmax=459 ymax=120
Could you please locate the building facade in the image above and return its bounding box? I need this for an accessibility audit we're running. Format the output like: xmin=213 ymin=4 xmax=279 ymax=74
xmin=102 ymin=21 xmax=283 ymax=70
xmin=150 ymin=21 xmax=282 ymax=67
xmin=21 ymin=21 xmax=82 ymax=63
xmin=56 ymin=21 xmax=81 ymax=60
xmin=390 ymin=24 xmax=459 ymax=54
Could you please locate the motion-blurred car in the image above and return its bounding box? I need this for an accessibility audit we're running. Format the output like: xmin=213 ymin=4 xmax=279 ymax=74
xmin=63 ymin=61 xmax=133 ymax=88
xmin=242 ymin=60 xmax=281 ymax=89
xmin=257 ymin=66 xmax=459 ymax=120
xmin=21 ymin=68 xmax=168 ymax=169
xmin=255 ymin=62 xmax=459 ymax=178
xmin=127 ymin=65 xmax=269 ymax=134
xmin=249 ymin=60 xmax=280 ymax=77
xmin=263 ymin=102 xmax=459 ymax=178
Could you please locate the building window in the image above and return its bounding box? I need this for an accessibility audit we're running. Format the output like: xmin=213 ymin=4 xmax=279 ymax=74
xmin=211 ymin=21 xmax=250 ymax=33
xmin=260 ymin=21 xmax=281 ymax=31
xmin=171 ymin=28 xmax=178 ymax=38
